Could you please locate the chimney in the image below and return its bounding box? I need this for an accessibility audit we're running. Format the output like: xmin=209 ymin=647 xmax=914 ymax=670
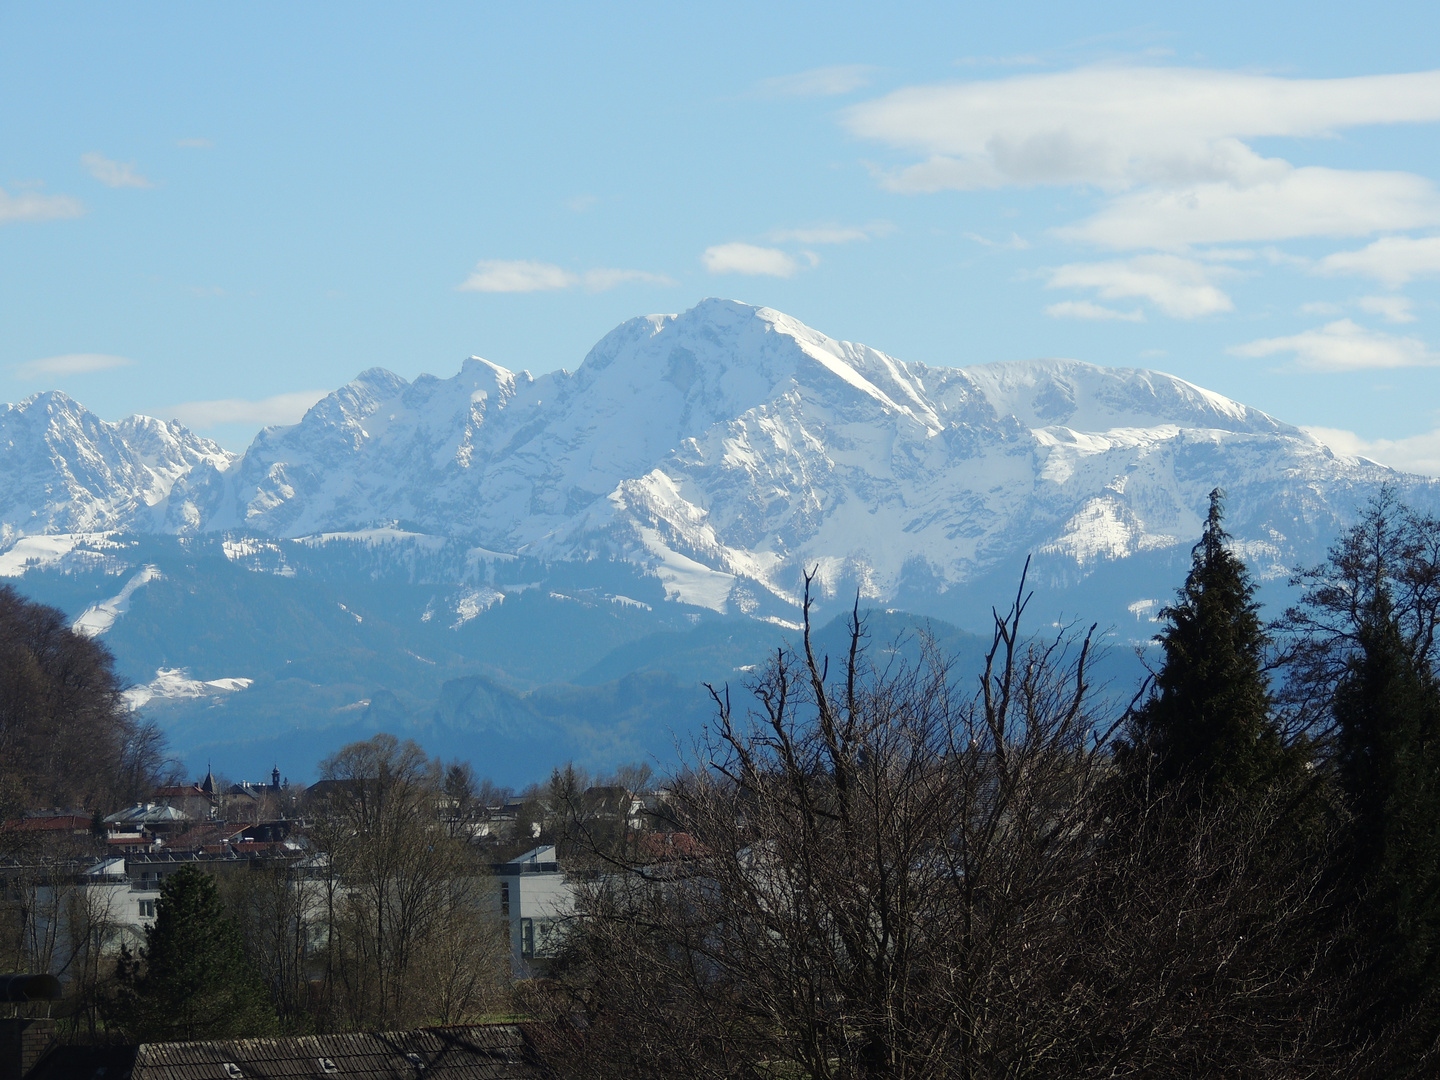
xmin=0 ymin=1018 xmax=56 ymax=1080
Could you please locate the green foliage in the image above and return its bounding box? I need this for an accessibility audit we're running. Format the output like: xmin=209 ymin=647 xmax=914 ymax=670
xmin=1125 ymin=489 xmax=1292 ymax=800
xmin=112 ymin=865 xmax=277 ymax=1042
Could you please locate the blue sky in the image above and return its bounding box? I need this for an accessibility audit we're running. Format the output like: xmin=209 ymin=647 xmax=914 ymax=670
xmin=4 ymin=2 xmax=1440 ymax=471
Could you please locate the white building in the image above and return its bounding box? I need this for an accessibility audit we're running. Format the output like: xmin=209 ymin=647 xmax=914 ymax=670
xmin=492 ymin=845 xmax=574 ymax=979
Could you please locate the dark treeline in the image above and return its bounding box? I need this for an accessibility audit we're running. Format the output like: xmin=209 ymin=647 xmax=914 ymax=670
xmin=535 ymin=488 xmax=1440 ymax=1079
xmin=0 ymin=585 xmax=170 ymax=818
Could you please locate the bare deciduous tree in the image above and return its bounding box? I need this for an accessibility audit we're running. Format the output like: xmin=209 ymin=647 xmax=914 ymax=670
xmin=309 ymin=734 xmax=509 ymax=1030
xmin=538 ymin=568 xmax=1370 ymax=1079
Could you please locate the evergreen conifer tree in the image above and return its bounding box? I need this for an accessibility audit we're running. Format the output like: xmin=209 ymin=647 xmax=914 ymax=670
xmin=113 ymin=864 xmax=277 ymax=1042
xmin=1127 ymin=489 xmax=1290 ymax=799
xmin=1334 ymin=586 xmax=1440 ymax=1001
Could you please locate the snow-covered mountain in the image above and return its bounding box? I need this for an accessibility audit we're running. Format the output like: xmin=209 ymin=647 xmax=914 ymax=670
xmin=2 ymin=299 xmax=1431 ymax=616
xmin=0 ymin=392 xmax=234 ymax=542
xmin=5 ymin=299 xmax=1435 ymax=782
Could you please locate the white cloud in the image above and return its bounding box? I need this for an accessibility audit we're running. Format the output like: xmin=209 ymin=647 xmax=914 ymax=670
xmin=1229 ymin=319 xmax=1437 ymax=372
xmin=459 ymin=260 xmax=576 ymax=293
xmin=167 ymin=390 xmax=329 ymax=430
xmin=770 ymin=221 xmax=893 ymax=244
xmin=457 ymin=260 xmax=672 ymax=294
xmin=845 ymin=67 xmax=1440 ymax=191
xmin=1045 ymin=300 xmax=1143 ymax=321
xmin=844 ymin=66 xmax=1440 ymax=250
xmin=565 ymin=194 xmax=598 ymax=212
xmin=579 ymin=268 xmax=677 ymax=292
xmin=1047 ymin=255 xmax=1233 ymax=318
xmin=1300 ymin=301 xmax=1345 ymax=316
xmin=964 ymin=231 xmax=1031 ymax=249
xmin=756 ymin=64 xmax=876 ymax=98
xmin=1359 ymin=295 xmax=1417 ymax=324
xmin=1056 ymin=166 xmax=1440 ymax=249
xmin=0 ymin=185 xmax=84 ymax=224
xmin=1304 ymin=425 xmax=1440 ymax=476
xmin=1318 ymin=234 xmax=1440 ymax=287
xmin=80 ymin=152 xmax=153 ymax=189
xmin=12 ymin=353 xmax=133 ymax=379
xmin=176 ymin=137 xmax=214 ymax=149
xmin=702 ymin=243 xmax=802 ymax=277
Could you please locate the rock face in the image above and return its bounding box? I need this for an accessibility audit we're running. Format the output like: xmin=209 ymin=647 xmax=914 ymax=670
xmin=0 ymin=392 xmax=234 ymax=542
xmin=2 ymin=299 xmax=1433 ymax=614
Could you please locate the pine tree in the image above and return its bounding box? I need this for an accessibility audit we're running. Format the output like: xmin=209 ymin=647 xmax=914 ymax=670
xmin=1127 ymin=489 xmax=1291 ymax=800
xmin=114 ymin=864 xmax=277 ymax=1042
xmin=1334 ymin=586 xmax=1440 ymax=1001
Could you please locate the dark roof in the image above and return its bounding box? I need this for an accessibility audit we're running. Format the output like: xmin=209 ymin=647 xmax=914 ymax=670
xmin=32 ymin=1024 xmax=545 ymax=1080
xmin=0 ymin=814 xmax=90 ymax=832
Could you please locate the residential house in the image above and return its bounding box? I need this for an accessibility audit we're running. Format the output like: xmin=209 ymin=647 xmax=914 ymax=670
xmin=492 ymin=845 xmax=573 ymax=980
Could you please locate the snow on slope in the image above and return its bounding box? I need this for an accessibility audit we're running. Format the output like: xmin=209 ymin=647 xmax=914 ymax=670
xmin=123 ymin=667 xmax=254 ymax=710
xmin=2 ymin=300 xmax=1432 ymax=617
xmin=71 ymin=563 xmax=162 ymax=637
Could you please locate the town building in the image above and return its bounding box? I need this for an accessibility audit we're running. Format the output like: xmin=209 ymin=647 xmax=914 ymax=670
xmin=492 ymin=845 xmax=573 ymax=980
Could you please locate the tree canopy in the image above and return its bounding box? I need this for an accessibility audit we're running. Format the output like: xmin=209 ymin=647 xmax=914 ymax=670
xmin=112 ymin=864 xmax=277 ymax=1042
xmin=1124 ymin=489 xmax=1291 ymax=799
xmin=0 ymin=584 xmax=168 ymax=819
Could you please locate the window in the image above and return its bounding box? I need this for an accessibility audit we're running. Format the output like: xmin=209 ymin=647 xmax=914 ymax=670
xmin=520 ymin=917 xmax=561 ymax=959
xmin=138 ymin=900 xmax=156 ymax=918
xmin=500 ymin=882 xmax=510 ymax=916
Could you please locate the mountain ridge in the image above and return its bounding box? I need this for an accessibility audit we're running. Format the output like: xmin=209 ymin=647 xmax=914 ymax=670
xmin=2 ymin=299 xmax=1430 ymax=617
xmin=3 ymin=298 xmax=1435 ymax=782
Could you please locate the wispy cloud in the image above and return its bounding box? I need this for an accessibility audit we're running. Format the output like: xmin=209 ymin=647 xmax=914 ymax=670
xmin=1047 ymin=255 xmax=1234 ymax=318
xmin=176 ymin=137 xmax=214 ymax=149
xmin=565 ymin=194 xmax=598 ymax=212
xmin=1304 ymin=424 xmax=1440 ymax=476
xmin=579 ymin=268 xmax=677 ymax=291
xmin=456 ymin=259 xmax=673 ymax=294
xmin=755 ymin=64 xmax=876 ymax=98
xmin=1318 ymin=234 xmax=1440 ymax=287
xmin=167 ymin=390 xmax=330 ymax=430
xmin=964 ymin=231 xmax=1031 ymax=249
xmin=702 ymin=243 xmax=805 ymax=277
xmin=80 ymin=152 xmax=153 ymax=189
xmin=1230 ymin=320 xmax=1437 ymax=372
xmin=769 ymin=221 xmax=892 ymax=245
xmin=12 ymin=353 xmax=133 ymax=379
xmin=1359 ymin=295 xmax=1417 ymax=324
xmin=844 ymin=66 xmax=1440 ymax=249
xmin=1045 ymin=300 xmax=1144 ymax=321
xmin=461 ymin=261 xmax=575 ymax=293
xmin=1056 ymin=166 xmax=1440 ymax=249
xmin=0 ymin=185 xmax=84 ymax=225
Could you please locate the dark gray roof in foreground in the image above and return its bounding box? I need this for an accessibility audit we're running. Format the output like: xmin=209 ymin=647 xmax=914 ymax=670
xmin=30 ymin=1024 xmax=544 ymax=1080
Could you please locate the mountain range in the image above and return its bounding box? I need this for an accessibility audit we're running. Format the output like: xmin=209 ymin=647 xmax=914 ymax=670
xmin=3 ymin=299 xmax=1434 ymax=784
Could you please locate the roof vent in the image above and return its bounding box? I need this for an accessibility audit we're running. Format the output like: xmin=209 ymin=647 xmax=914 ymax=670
xmin=319 ymin=1057 xmax=339 ymax=1074
xmin=223 ymin=1064 xmax=244 ymax=1078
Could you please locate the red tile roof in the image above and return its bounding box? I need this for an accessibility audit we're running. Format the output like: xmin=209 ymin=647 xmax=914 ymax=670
xmin=1 ymin=815 xmax=92 ymax=832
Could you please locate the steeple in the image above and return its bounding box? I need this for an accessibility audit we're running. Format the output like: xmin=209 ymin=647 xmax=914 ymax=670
xmin=200 ymin=763 xmax=217 ymax=795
